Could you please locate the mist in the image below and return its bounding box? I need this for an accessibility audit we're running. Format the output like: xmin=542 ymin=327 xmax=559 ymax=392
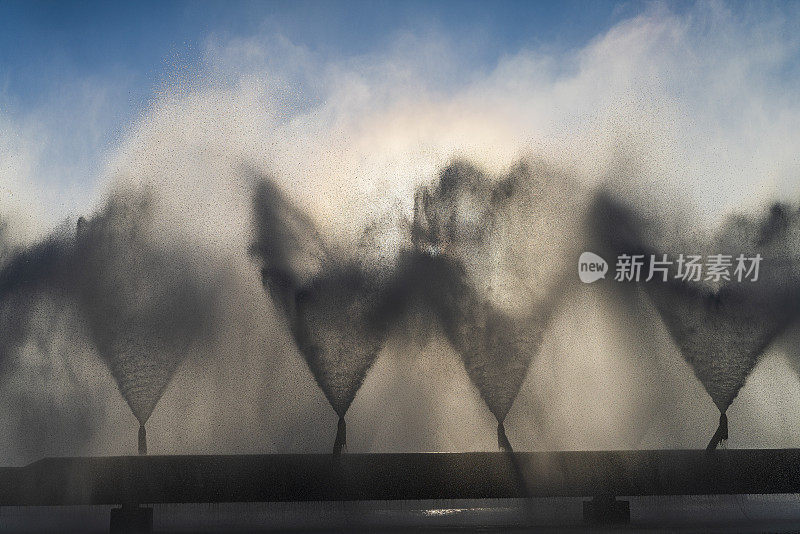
xmin=588 ymin=190 xmax=800 ymax=446
xmin=2 ymin=2 xmax=800 ymax=464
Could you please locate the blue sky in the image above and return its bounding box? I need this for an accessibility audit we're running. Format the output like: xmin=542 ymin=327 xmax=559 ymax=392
xmin=0 ymin=1 xmax=670 ymax=115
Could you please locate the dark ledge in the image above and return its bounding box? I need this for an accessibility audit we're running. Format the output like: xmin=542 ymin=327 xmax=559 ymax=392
xmin=1 ymin=449 xmax=798 ymax=506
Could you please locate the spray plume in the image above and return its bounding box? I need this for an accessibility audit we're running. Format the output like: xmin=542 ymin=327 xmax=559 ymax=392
xmin=590 ymin=192 xmax=800 ymax=448
xmin=250 ymin=176 xmax=396 ymax=454
xmin=408 ymin=160 xmax=586 ymax=450
xmin=0 ymin=191 xmax=221 ymax=454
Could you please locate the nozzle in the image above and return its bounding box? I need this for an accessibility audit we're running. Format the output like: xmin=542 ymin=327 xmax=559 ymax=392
xmin=706 ymin=412 xmax=728 ymax=451
xmin=333 ymin=417 xmax=346 ymax=456
xmin=138 ymin=424 xmax=147 ymax=456
xmin=498 ymin=422 xmax=513 ymax=453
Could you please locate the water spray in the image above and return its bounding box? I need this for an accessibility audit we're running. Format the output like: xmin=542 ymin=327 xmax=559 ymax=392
xmin=250 ymin=176 xmax=391 ymax=456
xmin=410 ymin=161 xmax=580 ymax=453
xmin=589 ymin=191 xmax=800 ymax=449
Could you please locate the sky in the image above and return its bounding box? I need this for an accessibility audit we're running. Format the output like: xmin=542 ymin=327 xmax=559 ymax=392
xmin=0 ymin=1 xmax=645 ymax=100
xmin=0 ymin=0 xmax=657 ymax=238
xmin=3 ymin=1 xmax=800 ymax=463
xmin=0 ymin=1 xmax=638 ymax=115
xmin=0 ymin=0 xmax=794 ymax=233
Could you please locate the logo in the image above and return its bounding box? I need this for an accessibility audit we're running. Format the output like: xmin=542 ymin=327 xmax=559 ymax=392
xmin=578 ymin=252 xmax=608 ymax=283
xmin=577 ymin=252 xmax=762 ymax=283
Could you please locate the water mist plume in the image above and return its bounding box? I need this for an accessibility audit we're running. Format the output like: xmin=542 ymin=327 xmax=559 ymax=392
xmin=410 ymin=160 xmax=586 ymax=450
xmin=0 ymin=191 xmax=221 ymax=454
xmin=590 ymin=192 xmax=800 ymax=448
xmin=250 ymin=175 xmax=396 ymax=454
xmin=0 ymin=222 xmax=73 ymax=367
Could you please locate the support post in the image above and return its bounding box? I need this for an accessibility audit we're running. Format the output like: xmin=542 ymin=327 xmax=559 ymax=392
xmin=110 ymin=503 xmax=153 ymax=534
xmin=583 ymin=495 xmax=630 ymax=524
